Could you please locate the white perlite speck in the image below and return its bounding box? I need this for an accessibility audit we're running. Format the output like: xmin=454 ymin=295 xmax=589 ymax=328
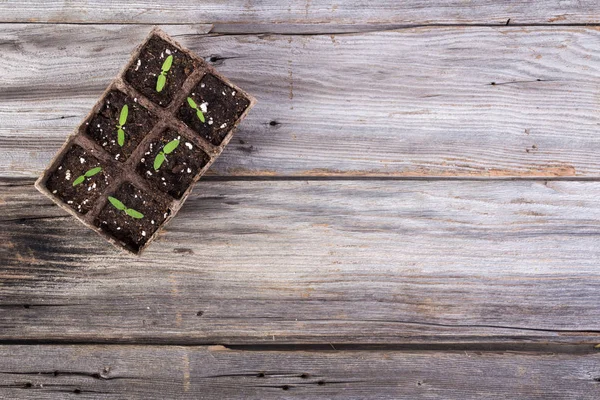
xmin=200 ymin=102 xmax=208 ymax=113
xmin=79 ymin=157 xmax=85 ymax=164
xmin=208 ymin=118 xmax=213 ymax=125
xmin=135 ymin=59 xmax=141 ymax=71
xmin=52 ymin=190 xmax=57 ymax=194
xmin=185 ymin=142 xmax=193 ymax=150
xmin=65 ymin=170 xmax=71 ymax=180
xmin=141 ymin=231 xmax=146 ymax=237
xmin=187 ymin=168 xmax=192 ymax=173
xmin=220 ymin=123 xmax=227 ymax=129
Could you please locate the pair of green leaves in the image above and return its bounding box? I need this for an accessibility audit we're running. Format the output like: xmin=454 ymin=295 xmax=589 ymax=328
xmin=116 ymin=104 xmax=129 ymax=147
xmin=108 ymin=196 xmax=144 ymax=219
xmin=186 ymin=97 xmax=205 ymax=123
xmin=72 ymin=166 xmax=102 ymax=187
xmin=156 ymin=55 xmax=173 ymax=92
xmin=153 ymin=139 xmax=180 ymax=170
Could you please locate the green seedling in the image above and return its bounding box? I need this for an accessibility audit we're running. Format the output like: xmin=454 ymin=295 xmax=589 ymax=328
xmin=115 ymin=104 xmax=129 ymax=147
xmin=153 ymin=139 xmax=180 ymax=171
xmin=186 ymin=97 xmax=205 ymax=123
xmin=72 ymin=166 xmax=102 ymax=187
xmin=156 ymin=55 xmax=173 ymax=92
xmin=108 ymin=196 xmax=144 ymax=219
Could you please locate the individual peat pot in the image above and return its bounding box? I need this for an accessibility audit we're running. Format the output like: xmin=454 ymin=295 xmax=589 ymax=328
xmin=35 ymin=27 xmax=256 ymax=254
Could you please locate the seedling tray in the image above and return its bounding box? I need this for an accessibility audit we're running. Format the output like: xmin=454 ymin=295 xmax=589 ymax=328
xmin=35 ymin=27 xmax=256 ymax=254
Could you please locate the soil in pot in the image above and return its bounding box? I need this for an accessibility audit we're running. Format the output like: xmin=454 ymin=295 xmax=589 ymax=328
xmin=177 ymin=74 xmax=251 ymax=146
xmin=136 ymin=129 xmax=210 ymax=199
xmin=45 ymin=144 xmax=113 ymax=214
xmin=94 ymin=182 xmax=171 ymax=252
xmin=124 ymin=35 xmax=196 ymax=107
xmin=85 ymin=90 xmax=157 ymax=162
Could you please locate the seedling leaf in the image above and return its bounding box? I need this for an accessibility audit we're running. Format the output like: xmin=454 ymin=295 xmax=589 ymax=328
xmin=161 ymin=55 xmax=173 ymax=72
xmin=163 ymin=139 xmax=180 ymax=154
xmin=85 ymin=167 xmax=102 ymax=177
xmin=126 ymin=208 xmax=144 ymax=219
xmin=154 ymin=152 xmax=165 ymax=170
xmin=117 ymin=128 xmax=125 ymax=147
xmin=108 ymin=196 xmax=126 ymax=211
xmin=119 ymin=104 xmax=128 ymax=126
xmin=156 ymin=74 xmax=166 ymax=92
xmin=196 ymin=109 xmax=205 ymax=123
xmin=72 ymin=175 xmax=85 ymax=186
xmin=187 ymin=97 xmax=197 ymax=108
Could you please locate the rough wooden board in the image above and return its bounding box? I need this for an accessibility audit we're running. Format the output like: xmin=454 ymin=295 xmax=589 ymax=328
xmin=3 ymin=25 xmax=600 ymax=178
xmin=0 ymin=345 xmax=598 ymax=399
xmin=1 ymin=1 xmax=599 ymax=26
xmin=2 ymin=178 xmax=600 ymax=343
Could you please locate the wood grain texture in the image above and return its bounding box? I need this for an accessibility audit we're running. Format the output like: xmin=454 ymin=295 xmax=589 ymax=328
xmin=1 ymin=1 xmax=599 ymax=26
xmin=3 ymin=24 xmax=600 ymax=178
xmin=3 ymin=178 xmax=600 ymax=344
xmin=0 ymin=345 xmax=598 ymax=399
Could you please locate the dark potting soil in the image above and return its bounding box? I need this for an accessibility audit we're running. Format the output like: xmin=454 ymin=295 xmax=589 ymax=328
xmin=177 ymin=74 xmax=251 ymax=146
xmin=85 ymin=90 xmax=157 ymax=162
xmin=94 ymin=182 xmax=171 ymax=252
xmin=45 ymin=144 xmax=113 ymax=214
xmin=124 ymin=35 xmax=196 ymax=107
xmin=136 ymin=129 xmax=210 ymax=199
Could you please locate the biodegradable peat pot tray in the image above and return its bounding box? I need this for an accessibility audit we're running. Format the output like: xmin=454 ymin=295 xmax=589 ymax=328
xmin=35 ymin=27 xmax=256 ymax=254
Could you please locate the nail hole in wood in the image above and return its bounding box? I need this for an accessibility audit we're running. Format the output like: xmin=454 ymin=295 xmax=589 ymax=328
xmin=282 ymin=385 xmax=290 ymax=390
xmin=209 ymin=55 xmax=219 ymax=63
xmin=490 ymin=82 xmax=496 ymax=86
xmin=196 ymin=311 xmax=204 ymax=317
xmin=23 ymin=304 xmax=30 ymax=309
xmin=317 ymin=380 xmax=325 ymax=386
xmin=269 ymin=120 xmax=279 ymax=126
xmin=257 ymin=372 xmax=265 ymax=378
xmin=24 ymin=382 xmax=32 ymax=388
xmin=73 ymin=389 xmax=81 ymax=394
xmin=300 ymin=373 xmax=309 ymax=379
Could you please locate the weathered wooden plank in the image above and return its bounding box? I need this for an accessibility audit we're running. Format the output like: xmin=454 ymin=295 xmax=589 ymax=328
xmin=0 ymin=345 xmax=598 ymax=399
xmin=1 ymin=1 xmax=599 ymax=26
xmin=2 ymin=178 xmax=600 ymax=343
xmin=3 ymin=25 xmax=600 ymax=178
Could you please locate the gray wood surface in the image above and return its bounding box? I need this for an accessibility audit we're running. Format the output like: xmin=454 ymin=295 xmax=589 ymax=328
xmin=0 ymin=345 xmax=598 ymax=399
xmin=4 ymin=24 xmax=600 ymax=178
xmin=1 ymin=1 xmax=599 ymax=27
xmin=3 ymin=178 xmax=600 ymax=344
xmin=3 ymin=5 xmax=600 ymax=398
